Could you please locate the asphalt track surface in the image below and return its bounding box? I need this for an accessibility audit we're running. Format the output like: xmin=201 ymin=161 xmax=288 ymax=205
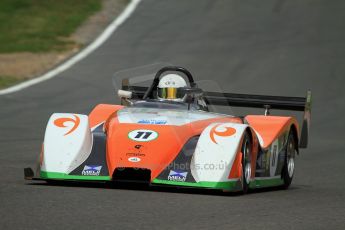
xmin=1 ymin=0 xmax=345 ymax=229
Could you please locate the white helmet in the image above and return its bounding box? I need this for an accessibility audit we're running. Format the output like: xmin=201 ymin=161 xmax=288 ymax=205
xmin=157 ymin=74 xmax=187 ymax=102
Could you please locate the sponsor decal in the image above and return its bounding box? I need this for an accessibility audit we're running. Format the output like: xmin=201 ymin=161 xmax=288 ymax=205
xmin=128 ymin=129 xmax=158 ymax=142
xmin=271 ymin=145 xmax=278 ymax=167
xmin=138 ymin=119 xmax=167 ymax=125
xmin=269 ymin=141 xmax=279 ymax=176
xmin=54 ymin=115 xmax=80 ymax=136
xmin=126 ymin=144 xmax=146 ymax=157
xmin=266 ymin=151 xmax=270 ymax=171
xmin=168 ymin=170 xmax=187 ymax=182
xmin=128 ymin=157 xmax=141 ymax=162
xmin=209 ymin=124 xmax=236 ymax=144
xmin=82 ymin=165 xmax=102 ymax=176
xmin=126 ymin=152 xmax=145 ymax=157
xmin=134 ymin=144 xmax=143 ymax=150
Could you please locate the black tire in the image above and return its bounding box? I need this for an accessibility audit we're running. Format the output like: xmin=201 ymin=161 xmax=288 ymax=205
xmin=241 ymin=132 xmax=252 ymax=194
xmin=282 ymin=130 xmax=296 ymax=189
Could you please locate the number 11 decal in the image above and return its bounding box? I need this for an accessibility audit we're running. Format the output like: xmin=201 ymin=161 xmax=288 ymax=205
xmin=134 ymin=131 xmax=152 ymax=139
xmin=128 ymin=129 xmax=158 ymax=142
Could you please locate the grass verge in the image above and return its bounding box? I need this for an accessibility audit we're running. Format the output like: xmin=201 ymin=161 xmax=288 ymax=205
xmin=0 ymin=0 xmax=102 ymax=53
xmin=0 ymin=76 xmax=26 ymax=89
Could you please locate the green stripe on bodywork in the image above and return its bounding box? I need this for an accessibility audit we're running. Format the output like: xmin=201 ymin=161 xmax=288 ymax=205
xmin=40 ymin=171 xmax=111 ymax=181
xmin=249 ymin=177 xmax=284 ymax=189
xmin=40 ymin=171 xmax=283 ymax=189
xmin=152 ymin=179 xmax=240 ymax=190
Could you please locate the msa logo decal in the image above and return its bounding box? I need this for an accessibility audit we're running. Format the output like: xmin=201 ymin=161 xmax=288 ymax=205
xmin=210 ymin=124 xmax=236 ymax=144
xmin=54 ymin=115 xmax=80 ymax=136
xmin=128 ymin=157 xmax=141 ymax=162
xmin=168 ymin=170 xmax=187 ymax=182
xmin=128 ymin=129 xmax=158 ymax=142
xmin=82 ymin=165 xmax=102 ymax=176
xmin=138 ymin=119 xmax=167 ymax=125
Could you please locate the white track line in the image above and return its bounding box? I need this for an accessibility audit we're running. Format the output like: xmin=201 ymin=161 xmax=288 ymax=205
xmin=0 ymin=0 xmax=142 ymax=96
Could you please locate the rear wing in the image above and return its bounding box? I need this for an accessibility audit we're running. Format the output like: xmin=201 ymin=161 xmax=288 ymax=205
xmin=203 ymin=90 xmax=312 ymax=148
xmin=121 ymin=82 xmax=311 ymax=148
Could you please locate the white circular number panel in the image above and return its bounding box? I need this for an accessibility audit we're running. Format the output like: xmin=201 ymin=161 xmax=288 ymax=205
xmin=128 ymin=129 xmax=158 ymax=142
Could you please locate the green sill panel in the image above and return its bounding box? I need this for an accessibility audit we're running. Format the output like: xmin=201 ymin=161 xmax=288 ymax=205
xmin=153 ymin=177 xmax=283 ymax=190
xmin=152 ymin=179 xmax=240 ymax=190
xmin=40 ymin=171 xmax=111 ymax=181
xmin=249 ymin=177 xmax=284 ymax=189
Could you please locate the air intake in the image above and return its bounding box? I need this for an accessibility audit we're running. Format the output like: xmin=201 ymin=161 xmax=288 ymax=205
xmin=112 ymin=168 xmax=151 ymax=183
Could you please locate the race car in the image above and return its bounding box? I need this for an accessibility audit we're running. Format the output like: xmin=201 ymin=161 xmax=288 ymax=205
xmin=24 ymin=66 xmax=312 ymax=194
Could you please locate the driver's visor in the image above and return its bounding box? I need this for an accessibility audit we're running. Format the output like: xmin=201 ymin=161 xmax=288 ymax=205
xmin=158 ymin=87 xmax=185 ymax=99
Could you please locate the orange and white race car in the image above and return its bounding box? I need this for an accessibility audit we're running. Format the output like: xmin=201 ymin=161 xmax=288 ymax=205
xmin=25 ymin=66 xmax=311 ymax=194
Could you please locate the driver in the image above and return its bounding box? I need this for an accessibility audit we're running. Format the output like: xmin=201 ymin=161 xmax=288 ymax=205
xmin=157 ymin=74 xmax=187 ymax=102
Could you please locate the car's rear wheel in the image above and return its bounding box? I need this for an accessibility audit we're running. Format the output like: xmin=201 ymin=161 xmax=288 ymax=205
xmin=241 ymin=132 xmax=252 ymax=194
xmin=282 ymin=130 xmax=296 ymax=189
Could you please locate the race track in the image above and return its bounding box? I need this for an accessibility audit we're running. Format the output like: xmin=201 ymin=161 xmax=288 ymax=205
xmin=1 ymin=0 xmax=345 ymax=229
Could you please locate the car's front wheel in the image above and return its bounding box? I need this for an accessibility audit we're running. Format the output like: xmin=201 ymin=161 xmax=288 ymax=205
xmin=241 ymin=132 xmax=252 ymax=194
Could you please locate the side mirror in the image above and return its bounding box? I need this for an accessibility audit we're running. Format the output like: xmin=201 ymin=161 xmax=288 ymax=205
xmin=118 ymin=90 xmax=133 ymax=106
xmin=181 ymin=87 xmax=203 ymax=109
xmin=182 ymin=87 xmax=203 ymax=99
xmin=118 ymin=89 xmax=132 ymax=99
